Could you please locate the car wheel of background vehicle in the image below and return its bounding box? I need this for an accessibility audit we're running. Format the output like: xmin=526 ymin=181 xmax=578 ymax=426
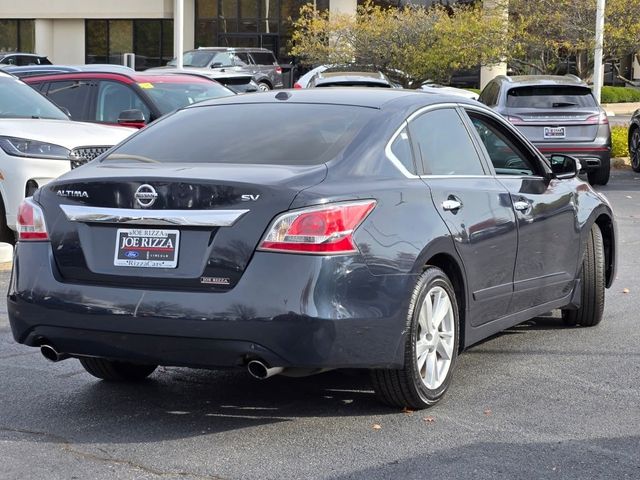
xmin=630 ymin=127 xmax=640 ymax=173
xmin=257 ymin=82 xmax=271 ymax=92
xmin=370 ymin=267 xmax=459 ymax=409
xmin=79 ymin=357 xmax=157 ymax=381
xmin=562 ymin=223 xmax=605 ymax=327
xmin=587 ymin=157 xmax=611 ymax=185
xmin=0 ymin=199 xmax=15 ymax=244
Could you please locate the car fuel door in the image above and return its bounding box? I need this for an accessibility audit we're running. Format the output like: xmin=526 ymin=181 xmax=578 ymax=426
xmin=464 ymin=109 xmax=581 ymax=313
xmin=409 ymin=107 xmax=518 ymax=326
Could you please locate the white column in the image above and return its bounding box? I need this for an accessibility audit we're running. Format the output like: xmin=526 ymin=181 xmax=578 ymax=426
xmin=174 ymin=0 xmax=184 ymax=68
xmin=329 ymin=0 xmax=356 ymax=16
xmin=479 ymin=0 xmax=507 ymax=90
xmin=34 ymin=19 xmax=54 ymax=60
xmin=592 ymin=0 xmax=606 ymax=103
xmin=633 ymin=54 xmax=640 ymax=81
xmin=183 ymin=0 xmax=195 ymax=51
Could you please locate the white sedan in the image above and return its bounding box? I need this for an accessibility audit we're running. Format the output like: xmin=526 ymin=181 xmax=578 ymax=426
xmin=0 ymin=72 xmax=134 ymax=242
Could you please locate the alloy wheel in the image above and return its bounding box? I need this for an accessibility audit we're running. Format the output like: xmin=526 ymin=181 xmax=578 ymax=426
xmin=415 ymin=286 xmax=455 ymax=390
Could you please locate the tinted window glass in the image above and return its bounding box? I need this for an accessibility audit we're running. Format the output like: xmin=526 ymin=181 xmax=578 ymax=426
xmin=506 ymin=86 xmax=597 ymax=108
xmin=140 ymin=80 xmax=233 ymax=115
xmin=390 ymin=127 xmax=415 ymax=174
xmin=96 ymin=81 xmax=150 ymax=123
xmin=0 ymin=76 xmax=68 ymax=120
xmin=409 ymin=108 xmax=484 ymax=176
xmin=233 ymin=52 xmax=250 ymax=66
xmin=46 ymin=80 xmax=93 ymax=120
xmin=468 ymin=113 xmax=537 ymax=176
xmin=250 ymin=52 xmax=276 ymax=65
xmin=105 ymin=104 xmax=375 ymax=165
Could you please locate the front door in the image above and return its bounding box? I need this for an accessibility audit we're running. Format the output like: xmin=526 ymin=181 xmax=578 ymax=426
xmin=408 ymin=107 xmax=519 ymax=326
xmin=463 ymin=108 xmax=581 ymax=313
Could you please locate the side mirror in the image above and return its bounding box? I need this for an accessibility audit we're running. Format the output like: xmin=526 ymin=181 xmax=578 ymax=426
xmin=550 ymin=154 xmax=582 ymax=180
xmin=211 ymin=62 xmax=223 ymax=68
xmin=117 ymin=109 xmax=146 ymax=129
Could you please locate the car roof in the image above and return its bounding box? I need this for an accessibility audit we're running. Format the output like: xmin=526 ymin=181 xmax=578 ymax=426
xmin=194 ymin=47 xmax=273 ymax=53
xmin=498 ymin=75 xmax=588 ymax=87
xmin=23 ymin=70 xmax=218 ymax=84
xmin=192 ymin=87 xmax=478 ymax=110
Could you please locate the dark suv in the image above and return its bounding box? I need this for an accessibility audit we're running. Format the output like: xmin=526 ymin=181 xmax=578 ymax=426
xmin=168 ymin=47 xmax=283 ymax=91
xmin=479 ymin=75 xmax=611 ymax=185
xmin=0 ymin=52 xmax=51 ymax=66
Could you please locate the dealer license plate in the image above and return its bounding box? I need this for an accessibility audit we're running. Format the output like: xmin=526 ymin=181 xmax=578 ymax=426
xmin=543 ymin=126 xmax=566 ymax=139
xmin=114 ymin=228 xmax=180 ymax=268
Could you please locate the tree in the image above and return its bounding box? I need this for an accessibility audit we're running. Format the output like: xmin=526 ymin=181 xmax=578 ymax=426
xmin=506 ymin=0 xmax=640 ymax=83
xmin=289 ymin=1 xmax=509 ymax=88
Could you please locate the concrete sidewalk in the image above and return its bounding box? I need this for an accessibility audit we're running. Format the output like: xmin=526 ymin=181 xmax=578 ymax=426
xmin=602 ymin=102 xmax=640 ymax=115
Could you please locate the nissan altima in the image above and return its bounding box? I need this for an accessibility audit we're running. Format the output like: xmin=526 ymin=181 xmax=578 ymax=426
xmin=8 ymin=89 xmax=616 ymax=409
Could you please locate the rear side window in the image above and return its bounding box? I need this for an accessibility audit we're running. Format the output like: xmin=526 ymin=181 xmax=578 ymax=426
xmin=250 ymin=52 xmax=276 ymax=65
xmin=409 ymin=108 xmax=485 ymax=176
xmin=105 ymin=103 xmax=375 ymax=166
xmin=389 ymin=127 xmax=415 ymax=174
xmin=506 ymin=86 xmax=597 ymax=108
xmin=46 ymin=80 xmax=93 ymax=120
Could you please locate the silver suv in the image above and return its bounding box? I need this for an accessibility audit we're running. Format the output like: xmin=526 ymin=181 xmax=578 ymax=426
xmin=479 ymin=75 xmax=611 ymax=185
xmin=170 ymin=47 xmax=283 ymax=91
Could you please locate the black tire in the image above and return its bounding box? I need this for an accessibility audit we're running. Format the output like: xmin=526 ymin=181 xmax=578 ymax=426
xmin=587 ymin=157 xmax=610 ymax=186
xmin=370 ymin=267 xmax=459 ymax=409
xmin=257 ymin=81 xmax=271 ymax=92
xmin=0 ymin=198 xmax=15 ymax=244
xmin=562 ymin=224 xmax=605 ymax=327
xmin=629 ymin=126 xmax=640 ymax=173
xmin=79 ymin=357 xmax=157 ymax=381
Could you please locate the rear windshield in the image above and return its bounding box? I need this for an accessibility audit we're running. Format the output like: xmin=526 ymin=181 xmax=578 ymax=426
xmin=104 ymin=103 xmax=375 ymax=165
xmin=139 ymin=81 xmax=234 ymax=114
xmin=506 ymin=86 xmax=597 ymax=108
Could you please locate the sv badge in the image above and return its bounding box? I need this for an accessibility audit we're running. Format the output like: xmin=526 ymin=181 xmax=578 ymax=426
xmin=241 ymin=194 xmax=260 ymax=202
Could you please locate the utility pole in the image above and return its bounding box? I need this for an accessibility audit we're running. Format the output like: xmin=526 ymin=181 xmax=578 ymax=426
xmin=174 ymin=0 xmax=184 ymax=69
xmin=592 ymin=0 xmax=605 ymax=103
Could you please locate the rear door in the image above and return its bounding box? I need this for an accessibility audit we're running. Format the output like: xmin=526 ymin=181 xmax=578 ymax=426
xmin=408 ymin=106 xmax=518 ymax=326
xmin=463 ymin=107 xmax=581 ymax=312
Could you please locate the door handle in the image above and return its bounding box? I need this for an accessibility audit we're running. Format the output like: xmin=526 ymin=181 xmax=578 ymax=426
xmin=513 ymin=200 xmax=530 ymax=212
xmin=442 ymin=199 xmax=462 ymax=211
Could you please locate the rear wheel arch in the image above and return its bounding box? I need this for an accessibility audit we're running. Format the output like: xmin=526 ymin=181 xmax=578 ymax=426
xmin=424 ymin=253 xmax=467 ymax=353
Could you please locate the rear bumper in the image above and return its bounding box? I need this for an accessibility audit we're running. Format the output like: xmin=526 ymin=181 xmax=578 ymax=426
xmin=535 ymin=144 xmax=611 ymax=171
xmin=8 ymin=242 xmax=414 ymax=369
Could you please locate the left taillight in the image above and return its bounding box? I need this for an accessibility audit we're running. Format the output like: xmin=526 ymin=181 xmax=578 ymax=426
xmin=275 ymin=66 xmax=283 ymax=74
xmin=17 ymin=197 xmax=49 ymax=241
xmin=258 ymin=200 xmax=376 ymax=254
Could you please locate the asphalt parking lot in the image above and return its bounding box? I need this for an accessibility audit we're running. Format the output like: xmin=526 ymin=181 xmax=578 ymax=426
xmin=1 ymin=168 xmax=639 ymax=480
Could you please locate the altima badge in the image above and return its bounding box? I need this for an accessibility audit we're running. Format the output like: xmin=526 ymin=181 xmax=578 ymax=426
xmin=135 ymin=184 xmax=158 ymax=208
xmin=56 ymin=190 xmax=89 ymax=198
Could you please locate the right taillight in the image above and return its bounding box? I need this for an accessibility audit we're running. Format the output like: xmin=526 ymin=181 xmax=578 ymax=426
xmin=506 ymin=115 xmax=525 ymax=125
xmin=17 ymin=197 xmax=49 ymax=241
xmin=258 ymin=200 xmax=376 ymax=254
xmin=585 ymin=111 xmax=609 ymax=125
xmin=293 ymin=83 xmax=302 ymax=89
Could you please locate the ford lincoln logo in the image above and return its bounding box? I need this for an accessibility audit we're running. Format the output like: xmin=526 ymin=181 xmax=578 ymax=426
xmin=124 ymin=251 xmax=139 ymax=258
xmin=135 ymin=184 xmax=158 ymax=208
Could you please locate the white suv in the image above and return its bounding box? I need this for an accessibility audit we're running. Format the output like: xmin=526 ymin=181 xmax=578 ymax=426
xmin=0 ymin=72 xmax=134 ymax=241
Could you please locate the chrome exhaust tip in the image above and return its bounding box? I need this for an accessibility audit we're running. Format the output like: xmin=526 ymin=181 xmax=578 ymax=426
xmin=247 ymin=360 xmax=284 ymax=380
xmin=40 ymin=345 xmax=70 ymax=363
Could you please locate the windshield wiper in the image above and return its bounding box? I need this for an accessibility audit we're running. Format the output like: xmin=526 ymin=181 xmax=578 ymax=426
xmin=552 ymin=102 xmax=578 ymax=108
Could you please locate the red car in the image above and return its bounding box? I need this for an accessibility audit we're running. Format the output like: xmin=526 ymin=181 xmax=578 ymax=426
xmin=24 ymin=71 xmax=234 ymax=128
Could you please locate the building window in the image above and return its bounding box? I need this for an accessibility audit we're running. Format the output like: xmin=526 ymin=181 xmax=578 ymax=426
xmin=0 ymin=19 xmax=35 ymax=53
xmin=85 ymin=19 xmax=173 ymax=70
xmin=196 ymin=0 xmax=309 ymax=60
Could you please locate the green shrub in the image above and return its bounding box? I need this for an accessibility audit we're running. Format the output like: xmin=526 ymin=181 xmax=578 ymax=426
xmin=611 ymin=126 xmax=629 ymax=157
xmin=601 ymin=86 xmax=640 ymax=104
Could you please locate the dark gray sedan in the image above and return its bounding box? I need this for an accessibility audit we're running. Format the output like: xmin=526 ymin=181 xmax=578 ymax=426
xmin=8 ymin=89 xmax=616 ymax=409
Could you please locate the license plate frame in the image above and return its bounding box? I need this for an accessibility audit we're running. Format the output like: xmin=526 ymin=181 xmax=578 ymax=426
xmin=543 ymin=126 xmax=566 ymax=139
xmin=114 ymin=228 xmax=180 ymax=268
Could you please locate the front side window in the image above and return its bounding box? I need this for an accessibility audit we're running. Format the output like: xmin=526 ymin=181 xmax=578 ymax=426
xmin=467 ymin=112 xmax=538 ymax=176
xmin=96 ymin=81 xmax=150 ymax=123
xmin=408 ymin=108 xmax=485 ymax=176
